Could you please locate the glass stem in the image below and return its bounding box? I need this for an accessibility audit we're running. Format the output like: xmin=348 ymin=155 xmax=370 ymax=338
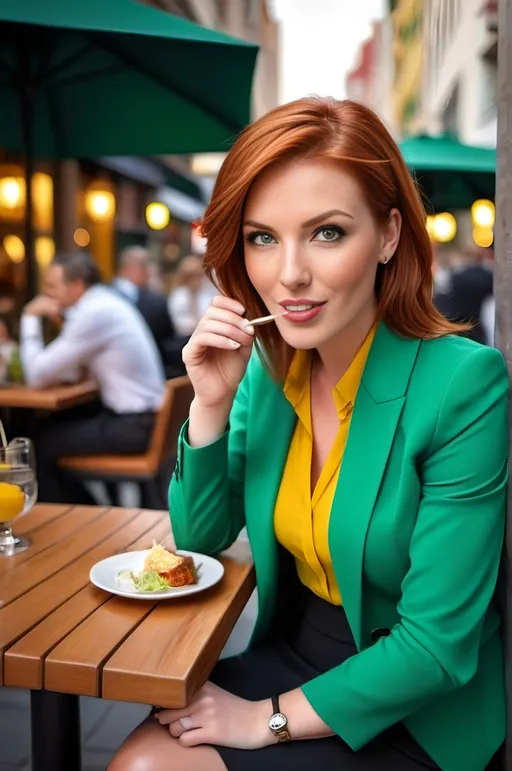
xmin=0 ymin=521 xmax=15 ymax=547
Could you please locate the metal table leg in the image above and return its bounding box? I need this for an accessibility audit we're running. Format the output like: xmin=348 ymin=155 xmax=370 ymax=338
xmin=30 ymin=690 xmax=81 ymax=771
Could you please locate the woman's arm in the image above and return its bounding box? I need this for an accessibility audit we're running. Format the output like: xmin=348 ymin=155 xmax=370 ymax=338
xmin=168 ymin=362 xmax=251 ymax=556
xmin=268 ymin=346 xmax=508 ymax=747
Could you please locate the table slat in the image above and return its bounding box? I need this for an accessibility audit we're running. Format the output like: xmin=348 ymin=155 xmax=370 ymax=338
xmin=0 ymin=510 xmax=168 ymax=684
xmin=45 ymin=595 xmax=159 ymax=697
xmin=0 ymin=505 xmax=108 ymax=575
xmin=102 ymin=559 xmax=255 ymax=708
xmin=4 ymin=586 xmax=109 ymax=690
xmin=14 ymin=504 xmax=73 ymax=536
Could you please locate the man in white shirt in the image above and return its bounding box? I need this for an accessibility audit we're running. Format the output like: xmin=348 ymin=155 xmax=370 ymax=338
xmin=20 ymin=251 xmax=165 ymax=503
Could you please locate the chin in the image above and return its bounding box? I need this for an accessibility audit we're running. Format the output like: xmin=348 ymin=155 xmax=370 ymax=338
xmin=277 ymin=325 xmax=330 ymax=351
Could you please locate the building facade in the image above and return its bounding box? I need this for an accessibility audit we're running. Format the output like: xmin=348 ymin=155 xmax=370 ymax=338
xmin=421 ymin=0 xmax=498 ymax=147
xmin=346 ymin=18 xmax=396 ymax=135
xmin=345 ymin=0 xmax=424 ymax=139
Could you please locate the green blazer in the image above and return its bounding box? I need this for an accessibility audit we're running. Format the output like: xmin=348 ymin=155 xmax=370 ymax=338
xmin=169 ymin=323 xmax=508 ymax=771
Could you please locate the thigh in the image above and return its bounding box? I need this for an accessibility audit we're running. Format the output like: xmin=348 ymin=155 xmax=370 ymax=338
xmin=216 ymin=735 xmax=438 ymax=771
xmin=209 ymin=640 xmax=312 ymax=702
xmin=101 ymin=412 xmax=155 ymax=454
xmin=108 ymin=717 xmax=227 ymax=771
xmin=36 ymin=413 xmax=109 ymax=461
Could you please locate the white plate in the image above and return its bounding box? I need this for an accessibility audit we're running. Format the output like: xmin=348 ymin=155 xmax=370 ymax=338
xmin=89 ymin=549 xmax=224 ymax=600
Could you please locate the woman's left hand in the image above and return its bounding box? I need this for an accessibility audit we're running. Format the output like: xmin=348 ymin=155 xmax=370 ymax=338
xmin=155 ymin=682 xmax=274 ymax=749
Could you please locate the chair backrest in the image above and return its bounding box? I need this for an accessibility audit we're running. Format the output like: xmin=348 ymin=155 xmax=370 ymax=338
xmin=147 ymin=376 xmax=194 ymax=467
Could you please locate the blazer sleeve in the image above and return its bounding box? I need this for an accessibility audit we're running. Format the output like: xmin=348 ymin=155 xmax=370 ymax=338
xmin=168 ymin=366 xmax=250 ymax=556
xmin=302 ymin=345 xmax=508 ymax=749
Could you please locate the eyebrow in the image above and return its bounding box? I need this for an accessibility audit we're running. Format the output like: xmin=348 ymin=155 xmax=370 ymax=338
xmin=243 ymin=209 xmax=354 ymax=231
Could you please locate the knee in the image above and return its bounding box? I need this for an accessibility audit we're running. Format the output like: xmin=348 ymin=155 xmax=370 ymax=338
xmin=108 ymin=749 xmax=154 ymax=771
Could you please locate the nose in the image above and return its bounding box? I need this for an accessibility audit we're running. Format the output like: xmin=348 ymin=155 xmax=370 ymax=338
xmin=279 ymin=241 xmax=311 ymax=291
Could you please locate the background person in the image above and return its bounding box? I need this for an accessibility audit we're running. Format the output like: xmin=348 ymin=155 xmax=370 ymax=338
xmin=113 ymin=245 xmax=184 ymax=376
xmin=20 ymin=251 xmax=165 ymax=503
xmin=168 ymin=254 xmax=217 ymax=336
xmin=434 ymin=246 xmax=494 ymax=345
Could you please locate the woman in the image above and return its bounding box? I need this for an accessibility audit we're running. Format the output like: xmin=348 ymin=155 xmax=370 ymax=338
xmin=168 ymin=254 xmax=218 ymax=336
xmin=108 ymin=98 xmax=507 ymax=771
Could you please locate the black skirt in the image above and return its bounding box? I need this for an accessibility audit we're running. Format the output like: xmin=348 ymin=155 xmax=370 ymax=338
xmin=209 ymin=584 xmax=503 ymax=771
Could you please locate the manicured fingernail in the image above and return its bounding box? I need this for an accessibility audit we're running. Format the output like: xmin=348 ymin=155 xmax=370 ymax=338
xmin=230 ymin=340 xmax=241 ymax=348
xmin=244 ymin=325 xmax=255 ymax=335
xmin=235 ymin=304 xmax=245 ymax=314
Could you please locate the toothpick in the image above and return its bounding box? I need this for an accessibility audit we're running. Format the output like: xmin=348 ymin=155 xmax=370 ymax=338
xmin=243 ymin=311 xmax=286 ymax=327
xmin=0 ymin=419 xmax=6 ymax=449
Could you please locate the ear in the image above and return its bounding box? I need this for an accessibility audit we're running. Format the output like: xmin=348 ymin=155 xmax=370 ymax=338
xmin=379 ymin=208 xmax=401 ymax=264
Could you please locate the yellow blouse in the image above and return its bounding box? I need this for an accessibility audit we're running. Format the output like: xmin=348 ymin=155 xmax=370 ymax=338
xmin=274 ymin=326 xmax=376 ymax=605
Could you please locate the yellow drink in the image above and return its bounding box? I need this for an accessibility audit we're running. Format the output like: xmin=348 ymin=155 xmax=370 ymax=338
xmin=0 ymin=481 xmax=25 ymax=521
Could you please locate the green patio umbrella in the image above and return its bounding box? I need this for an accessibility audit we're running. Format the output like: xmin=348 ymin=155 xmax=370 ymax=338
xmin=0 ymin=0 xmax=259 ymax=296
xmin=400 ymin=134 xmax=496 ymax=212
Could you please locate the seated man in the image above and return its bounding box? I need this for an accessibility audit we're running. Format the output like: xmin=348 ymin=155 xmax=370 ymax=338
xmin=20 ymin=251 xmax=165 ymax=504
xmin=113 ymin=245 xmax=185 ymax=377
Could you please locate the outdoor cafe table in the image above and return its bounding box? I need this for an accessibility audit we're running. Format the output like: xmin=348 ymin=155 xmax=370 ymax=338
xmin=0 ymin=380 xmax=98 ymax=410
xmin=0 ymin=504 xmax=255 ymax=771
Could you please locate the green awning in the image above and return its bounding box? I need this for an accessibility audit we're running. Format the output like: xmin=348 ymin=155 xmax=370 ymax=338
xmin=400 ymin=135 xmax=496 ymax=210
xmin=400 ymin=135 xmax=496 ymax=173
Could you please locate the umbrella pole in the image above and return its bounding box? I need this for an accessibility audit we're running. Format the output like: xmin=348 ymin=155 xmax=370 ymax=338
xmin=20 ymin=84 xmax=36 ymax=301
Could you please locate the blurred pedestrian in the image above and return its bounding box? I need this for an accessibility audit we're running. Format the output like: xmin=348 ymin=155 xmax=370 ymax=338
xmin=113 ymin=245 xmax=183 ymax=375
xmin=20 ymin=251 xmax=165 ymax=503
xmin=0 ymin=317 xmax=18 ymax=384
xmin=168 ymin=254 xmax=217 ymax=336
xmin=434 ymin=246 xmax=494 ymax=345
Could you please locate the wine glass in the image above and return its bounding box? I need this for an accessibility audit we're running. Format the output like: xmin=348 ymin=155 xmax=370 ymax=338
xmin=0 ymin=438 xmax=38 ymax=555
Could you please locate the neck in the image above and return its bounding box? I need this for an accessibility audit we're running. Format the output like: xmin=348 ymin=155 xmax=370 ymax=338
xmin=314 ymin=300 xmax=377 ymax=387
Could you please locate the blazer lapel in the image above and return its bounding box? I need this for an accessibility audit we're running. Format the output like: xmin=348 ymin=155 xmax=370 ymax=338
xmin=245 ymin=376 xmax=296 ymax=637
xmin=329 ymin=323 xmax=421 ymax=649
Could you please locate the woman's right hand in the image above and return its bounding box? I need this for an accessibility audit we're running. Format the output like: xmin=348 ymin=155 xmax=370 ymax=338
xmin=182 ymin=296 xmax=254 ymax=411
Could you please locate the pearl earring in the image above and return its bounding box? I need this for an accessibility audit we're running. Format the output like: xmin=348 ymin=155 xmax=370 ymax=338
xmin=383 ymin=255 xmax=388 ymax=264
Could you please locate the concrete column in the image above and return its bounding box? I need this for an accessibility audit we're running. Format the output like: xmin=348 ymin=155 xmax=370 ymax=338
xmin=494 ymin=0 xmax=512 ymax=766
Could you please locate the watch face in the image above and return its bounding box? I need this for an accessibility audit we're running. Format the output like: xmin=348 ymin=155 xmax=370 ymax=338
xmin=269 ymin=713 xmax=287 ymax=731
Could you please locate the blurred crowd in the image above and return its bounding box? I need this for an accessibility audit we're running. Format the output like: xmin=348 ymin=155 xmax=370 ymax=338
xmin=433 ymin=244 xmax=495 ymax=346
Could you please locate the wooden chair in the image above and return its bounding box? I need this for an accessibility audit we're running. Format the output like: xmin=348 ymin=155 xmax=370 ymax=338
xmin=57 ymin=376 xmax=193 ymax=509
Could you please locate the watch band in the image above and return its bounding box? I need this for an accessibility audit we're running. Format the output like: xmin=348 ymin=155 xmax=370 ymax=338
xmin=272 ymin=695 xmax=280 ymax=714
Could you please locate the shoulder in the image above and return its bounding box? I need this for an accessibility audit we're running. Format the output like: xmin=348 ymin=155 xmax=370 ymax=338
xmin=416 ymin=335 xmax=506 ymax=385
xmin=77 ymin=287 xmax=134 ymax=325
xmin=410 ymin=336 xmax=508 ymax=446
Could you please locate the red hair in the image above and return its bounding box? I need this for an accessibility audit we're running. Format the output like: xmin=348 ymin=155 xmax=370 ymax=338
xmin=201 ymin=97 xmax=469 ymax=378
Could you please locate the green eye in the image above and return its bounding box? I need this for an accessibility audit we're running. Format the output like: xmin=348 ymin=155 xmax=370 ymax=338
xmin=314 ymin=226 xmax=344 ymax=242
xmin=247 ymin=232 xmax=276 ymax=246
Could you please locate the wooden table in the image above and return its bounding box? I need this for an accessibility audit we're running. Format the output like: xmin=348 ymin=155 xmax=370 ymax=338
xmin=0 ymin=380 xmax=98 ymax=410
xmin=0 ymin=504 xmax=255 ymax=771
